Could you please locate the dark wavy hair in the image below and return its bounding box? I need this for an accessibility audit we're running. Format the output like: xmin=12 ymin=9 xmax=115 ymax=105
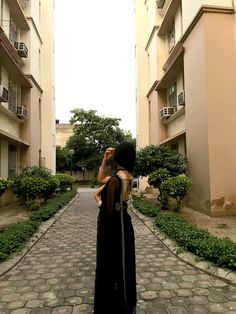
xmin=113 ymin=142 xmax=136 ymax=172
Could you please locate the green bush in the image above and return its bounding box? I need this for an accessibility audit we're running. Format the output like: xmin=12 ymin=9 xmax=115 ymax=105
xmin=161 ymin=175 xmax=192 ymax=211
xmin=55 ymin=173 xmax=74 ymax=192
xmin=0 ymin=220 xmax=39 ymax=261
xmin=30 ymin=189 xmax=76 ymax=222
xmin=148 ymin=168 xmax=171 ymax=209
xmin=0 ymin=189 xmax=77 ymax=262
xmin=0 ymin=178 xmax=8 ymax=197
xmin=10 ymin=166 xmax=59 ymax=206
xmin=133 ymin=145 xmax=187 ymax=177
xmin=132 ymin=195 xmax=236 ymax=270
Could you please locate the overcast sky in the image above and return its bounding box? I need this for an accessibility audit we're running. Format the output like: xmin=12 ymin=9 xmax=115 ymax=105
xmin=55 ymin=0 xmax=136 ymax=136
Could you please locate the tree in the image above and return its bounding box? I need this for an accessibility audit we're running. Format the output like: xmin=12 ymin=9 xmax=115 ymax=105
xmin=133 ymin=145 xmax=187 ymax=177
xmin=66 ymin=109 xmax=135 ymax=171
xmin=56 ymin=146 xmax=69 ymax=171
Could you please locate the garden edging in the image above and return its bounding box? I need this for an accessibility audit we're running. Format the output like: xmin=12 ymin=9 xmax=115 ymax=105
xmin=130 ymin=205 xmax=236 ymax=286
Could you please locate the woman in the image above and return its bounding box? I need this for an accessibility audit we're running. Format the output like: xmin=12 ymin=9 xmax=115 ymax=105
xmin=94 ymin=142 xmax=137 ymax=314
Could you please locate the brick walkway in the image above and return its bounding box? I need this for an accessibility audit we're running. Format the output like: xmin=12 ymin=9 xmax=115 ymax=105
xmin=0 ymin=190 xmax=236 ymax=313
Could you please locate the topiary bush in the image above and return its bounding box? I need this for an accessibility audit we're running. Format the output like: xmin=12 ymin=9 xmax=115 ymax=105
xmin=55 ymin=173 xmax=74 ymax=192
xmin=161 ymin=175 xmax=192 ymax=211
xmin=9 ymin=166 xmax=59 ymax=208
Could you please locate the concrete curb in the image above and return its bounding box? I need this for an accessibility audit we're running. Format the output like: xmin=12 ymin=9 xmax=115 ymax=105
xmin=0 ymin=193 xmax=79 ymax=277
xmin=130 ymin=206 xmax=236 ymax=286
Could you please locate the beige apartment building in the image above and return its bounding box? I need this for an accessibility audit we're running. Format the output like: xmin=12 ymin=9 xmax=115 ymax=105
xmin=135 ymin=0 xmax=236 ymax=216
xmin=55 ymin=121 xmax=73 ymax=148
xmin=0 ymin=0 xmax=55 ymax=179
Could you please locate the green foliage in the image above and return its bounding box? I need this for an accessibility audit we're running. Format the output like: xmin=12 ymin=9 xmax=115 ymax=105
xmin=148 ymin=168 xmax=171 ymax=189
xmin=132 ymin=195 xmax=161 ymax=217
xmin=67 ymin=108 xmax=135 ymax=171
xmin=31 ymin=189 xmax=76 ymax=222
xmin=10 ymin=166 xmax=59 ymax=206
xmin=0 ymin=178 xmax=8 ymax=196
xmin=56 ymin=146 xmax=69 ymax=171
xmin=148 ymin=168 xmax=171 ymax=209
xmin=0 ymin=190 xmax=76 ymax=262
xmin=134 ymin=145 xmax=187 ymax=177
xmin=55 ymin=173 xmax=74 ymax=192
xmin=132 ymin=196 xmax=236 ymax=271
xmin=161 ymin=175 xmax=192 ymax=211
xmin=0 ymin=220 xmax=39 ymax=261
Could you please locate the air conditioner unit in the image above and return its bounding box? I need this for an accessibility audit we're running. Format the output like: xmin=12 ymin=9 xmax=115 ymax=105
xmin=14 ymin=42 xmax=28 ymax=58
xmin=160 ymin=107 xmax=174 ymax=119
xmin=178 ymin=91 xmax=185 ymax=106
xmin=16 ymin=106 xmax=28 ymax=119
xmin=0 ymin=85 xmax=9 ymax=102
xmin=156 ymin=0 xmax=165 ymax=9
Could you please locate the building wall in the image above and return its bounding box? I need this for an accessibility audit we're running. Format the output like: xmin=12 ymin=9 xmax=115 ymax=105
xmin=56 ymin=124 xmax=74 ymax=148
xmin=0 ymin=0 xmax=55 ymax=178
xmin=135 ymin=0 xmax=236 ymax=215
xmin=40 ymin=0 xmax=55 ymax=172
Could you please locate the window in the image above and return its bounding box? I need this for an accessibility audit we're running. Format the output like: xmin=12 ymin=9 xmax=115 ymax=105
xmin=168 ymin=27 xmax=175 ymax=53
xmin=168 ymin=82 xmax=177 ymax=109
xmin=8 ymin=80 xmax=21 ymax=113
xmin=9 ymin=17 xmax=17 ymax=43
xmin=8 ymin=145 xmax=17 ymax=177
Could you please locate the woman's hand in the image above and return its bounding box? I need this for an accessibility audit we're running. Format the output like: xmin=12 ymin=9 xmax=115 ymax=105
xmin=103 ymin=147 xmax=114 ymax=162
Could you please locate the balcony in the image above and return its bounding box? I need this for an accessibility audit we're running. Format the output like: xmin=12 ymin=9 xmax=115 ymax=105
xmin=5 ymin=0 xmax=29 ymax=30
xmin=158 ymin=0 xmax=181 ymax=36
xmin=155 ymin=45 xmax=184 ymax=91
xmin=0 ymin=31 xmax=31 ymax=88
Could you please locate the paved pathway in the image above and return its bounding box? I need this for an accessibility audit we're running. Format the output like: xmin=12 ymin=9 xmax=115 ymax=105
xmin=0 ymin=191 xmax=236 ymax=313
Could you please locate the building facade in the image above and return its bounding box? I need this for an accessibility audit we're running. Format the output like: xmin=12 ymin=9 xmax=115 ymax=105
xmin=0 ymin=0 xmax=55 ymax=178
xmin=55 ymin=121 xmax=73 ymax=148
xmin=135 ymin=0 xmax=236 ymax=216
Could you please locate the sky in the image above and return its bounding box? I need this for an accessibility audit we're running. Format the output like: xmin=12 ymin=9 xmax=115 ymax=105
xmin=55 ymin=0 xmax=136 ymax=136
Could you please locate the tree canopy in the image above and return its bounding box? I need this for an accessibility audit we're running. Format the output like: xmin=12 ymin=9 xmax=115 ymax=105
xmin=133 ymin=145 xmax=187 ymax=177
xmin=66 ymin=108 xmax=135 ymax=170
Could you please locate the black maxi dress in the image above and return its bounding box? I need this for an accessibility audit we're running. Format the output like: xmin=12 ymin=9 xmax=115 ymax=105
xmin=94 ymin=174 xmax=137 ymax=314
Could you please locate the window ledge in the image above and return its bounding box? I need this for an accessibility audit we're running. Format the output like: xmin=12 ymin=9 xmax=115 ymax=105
xmin=0 ymin=103 xmax=24 ymax=123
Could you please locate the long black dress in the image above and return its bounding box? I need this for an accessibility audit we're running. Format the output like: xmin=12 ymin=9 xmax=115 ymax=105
xmin=94 ymin=174 xmax=137 ymax=314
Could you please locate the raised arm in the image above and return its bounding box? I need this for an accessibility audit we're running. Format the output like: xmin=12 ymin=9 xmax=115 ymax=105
xmin=97 ymin=147 xmax=114 ymax=183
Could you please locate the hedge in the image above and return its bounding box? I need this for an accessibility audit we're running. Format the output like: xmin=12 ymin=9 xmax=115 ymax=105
xmin=0 ymin=189 xmax=77 ymax=262
xmin=132 ymin=195 xmax=236 ymax=271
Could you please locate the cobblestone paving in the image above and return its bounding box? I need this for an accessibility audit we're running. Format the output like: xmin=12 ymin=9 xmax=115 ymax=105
xmin=0 ymin=191 xmax=236 ymax=313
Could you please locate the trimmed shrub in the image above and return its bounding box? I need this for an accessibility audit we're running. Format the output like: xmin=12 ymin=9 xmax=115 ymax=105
xmin=9 ymin=166 xmax=59 ymax=207
xmin=55 ymin=173 xmax=74 ymax=192
xmin=132 ymin=194 xmax=161 ymax=217
xmin=0 ymin=220 xmax=39 ymax=261
xmin=132 ymin=195 xmax=236 ymax=271
xmin=148 ymin=168 xmax=171 ymax=209
xmin=0 ymin=189 xmax=77 ymax=262
xmin=161 ymin=175 xmax=192 ymax=211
